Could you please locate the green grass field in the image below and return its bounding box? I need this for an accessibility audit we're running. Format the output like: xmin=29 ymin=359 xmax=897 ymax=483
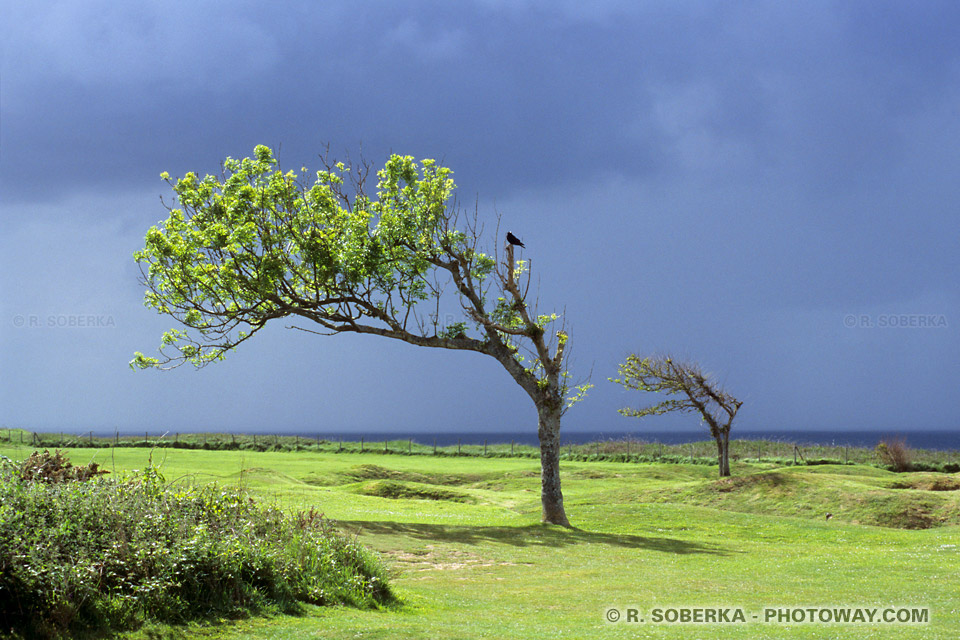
xmin=2 ymin=443 xmax=957 ymax=639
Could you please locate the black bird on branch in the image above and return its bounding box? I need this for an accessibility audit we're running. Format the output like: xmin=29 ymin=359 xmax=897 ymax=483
xmin=506 ymin=232 xmax=525 ymax=248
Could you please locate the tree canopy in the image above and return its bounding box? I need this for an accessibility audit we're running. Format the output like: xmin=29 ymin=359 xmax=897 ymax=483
xmin=132 ymin=145 xmax=587 ymax=525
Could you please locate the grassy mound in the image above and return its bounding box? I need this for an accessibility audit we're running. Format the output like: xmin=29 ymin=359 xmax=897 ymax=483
xmin=632 ymin=465 xmax=960 ymax=529
xmin=0 ymin=451 xmax=393 ymax=639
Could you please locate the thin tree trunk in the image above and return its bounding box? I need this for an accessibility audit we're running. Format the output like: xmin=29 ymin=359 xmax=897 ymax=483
xmin=717 ymin=430 xmax=731 ymax=477
xmin=538 ymin=404 xmax=570 ymax=527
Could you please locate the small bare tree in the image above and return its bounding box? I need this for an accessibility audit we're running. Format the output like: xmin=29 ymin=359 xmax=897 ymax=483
xmin=876 ymin=438 xmax=912 ymax=472
xmin=611 ymin=355 xmax=742 ymax=477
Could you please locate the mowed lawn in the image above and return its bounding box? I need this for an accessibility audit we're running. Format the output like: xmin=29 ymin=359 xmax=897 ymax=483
xmin=3 ymin=444 xmax=957 ymax=640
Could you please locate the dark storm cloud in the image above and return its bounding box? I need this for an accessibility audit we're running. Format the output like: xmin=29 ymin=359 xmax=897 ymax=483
xmin=5 ymin=1 xmax=955 ymax=205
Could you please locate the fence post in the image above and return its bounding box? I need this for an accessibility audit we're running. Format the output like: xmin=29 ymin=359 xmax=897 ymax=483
xmin=458 ymin=438 xmax=461 ymax=455
xmin=360 ymin=436 xmax=364 ymax=453
xmin=484 ymin=439 xmax=487 ymax=456
xmin=384 ymin=439 xmax=388 ymax=453
xmin=794 ymin=445 xmax=797 ymax=465
xmin=511 ymin=440 xmax=514 ymax=455
xmin=409 ymin=439 xmax=412 ymax=454
xmin=433 ymin=438 xmax=437 ymax=455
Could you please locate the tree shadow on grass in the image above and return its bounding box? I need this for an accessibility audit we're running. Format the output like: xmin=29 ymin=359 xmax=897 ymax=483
xmin=336 ymin=521 xmax=730 ymax=555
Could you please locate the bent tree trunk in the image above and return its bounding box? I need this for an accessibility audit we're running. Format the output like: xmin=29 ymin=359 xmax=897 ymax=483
xmin=716 ymin=430 xmax=731 ymax=477
xmin=538 ymin=404 xmax=570 ymax=527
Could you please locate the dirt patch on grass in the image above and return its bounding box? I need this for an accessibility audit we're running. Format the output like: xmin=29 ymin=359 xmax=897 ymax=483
xmin=890 ymin=476 xmax=960 ymax=492
xmin=871 ymin=503 xmax=939 ymax=529
xmin=341 ymin=464 xmax=481 ymax=486
xmin=571 ymin=469 xmax=623 ymax=479
xmin=381 ymin=546 xmax=532 ymax=572
xmin=356 ymin=480 xmax=473 ymax=503
xmin=467 ymin=481 xmax=506 ymax=491
xmin=710 ymin=472 xmax=788 ymax=493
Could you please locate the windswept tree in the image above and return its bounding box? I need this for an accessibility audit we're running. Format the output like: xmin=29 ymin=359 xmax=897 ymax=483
xmin=611 ymin=355 xmax=742 ymax=477
xmin=132 ymin=146 xmax=588 ymax=526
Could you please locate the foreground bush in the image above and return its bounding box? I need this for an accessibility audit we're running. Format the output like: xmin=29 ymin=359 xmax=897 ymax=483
xmin=0 ymin=451 xmax=393 ymax=639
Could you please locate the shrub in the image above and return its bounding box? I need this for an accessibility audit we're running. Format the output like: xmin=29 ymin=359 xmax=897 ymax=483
xmin=876 ymin=438 xmax=912 ymax=472
xmin=0 ymin=451 xmax=393 ymax=639
xmin=15 ymin=448 xmax=109 ymax=483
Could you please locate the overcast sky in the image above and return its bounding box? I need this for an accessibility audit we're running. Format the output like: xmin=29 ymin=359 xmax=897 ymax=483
xmin=2 ymin=0 xmax=958 ymax=437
